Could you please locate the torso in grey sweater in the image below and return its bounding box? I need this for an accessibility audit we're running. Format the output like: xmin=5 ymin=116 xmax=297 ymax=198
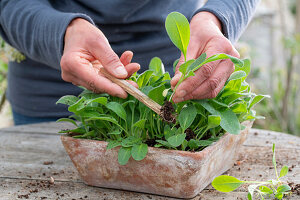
xmin=0 ymin=0 xmax=259 ymax=117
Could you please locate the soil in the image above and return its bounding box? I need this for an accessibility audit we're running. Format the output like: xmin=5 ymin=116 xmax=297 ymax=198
xmin=145 ymin=139 xmax=156 ymax=147
xmin=185 ymin=128 xmax=196 ymax=140
xmin=288 ymin=182 xmax=300 ymax=195
xmin=160 ymin=101 xmax=176 ymax=123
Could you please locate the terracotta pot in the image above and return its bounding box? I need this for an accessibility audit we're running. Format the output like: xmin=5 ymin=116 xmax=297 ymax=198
xmin=61 ymin=121 xmax=252 ymax=199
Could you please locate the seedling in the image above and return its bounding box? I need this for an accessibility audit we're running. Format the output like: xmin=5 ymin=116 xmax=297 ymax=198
xmin=57 ymin=12 xmax=269 ymax=165
xmin=212 ymin=144 xmax=291 ymax=200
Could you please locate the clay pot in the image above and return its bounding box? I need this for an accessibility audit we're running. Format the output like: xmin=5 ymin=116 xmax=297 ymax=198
xmin=61 ymin=121 xmax=252 ymax=199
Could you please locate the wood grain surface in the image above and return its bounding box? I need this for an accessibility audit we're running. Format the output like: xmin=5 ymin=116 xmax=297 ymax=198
xmin=0 ymin=122 xmax=299 ymax=200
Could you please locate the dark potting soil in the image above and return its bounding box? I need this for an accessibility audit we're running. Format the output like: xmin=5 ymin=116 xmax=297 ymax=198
xmin=160 ymin=101 xmax=176 ymax=123
xmin=185 ymin=128 xmax=196 ymax=140
xmin=145 ymin=139 xmax=156 ymax=147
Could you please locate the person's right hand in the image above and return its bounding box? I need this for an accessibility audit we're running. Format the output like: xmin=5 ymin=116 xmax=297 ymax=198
xmin=61 ymin=18 xmax=140 ymax=98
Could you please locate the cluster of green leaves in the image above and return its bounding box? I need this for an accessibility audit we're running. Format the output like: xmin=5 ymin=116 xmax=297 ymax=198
xmin=57 ymin=12 xmax=268 ymax=165
xmin=212 ymin=144 xmax=291 ymax=200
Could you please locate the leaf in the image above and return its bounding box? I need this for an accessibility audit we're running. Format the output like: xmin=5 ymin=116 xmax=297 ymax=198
xmin=108 ymin=129 xmax=122 ymax=135
xmin=231 ymin=102 xmax=247 ymax=114
xmin=121 ymin=136 xmax=141 ymax=147
xmin=277 ymin=185 xmax=291 ymax=193
xmin=173 ymin=59 xmax=180 ymax=72
xmin=188 ymin=139 xmax=213 ymax=149
xmin=248 ymin=94 xmax=270 ymax=109
xmin=179 ymin=59 xmax=194 ymax=75
xmin=133 ymin=119 xmax=147 ymax=129
xmin=155 ymin=140 xmax=173 ymax=148
xmin=188 ymin=52 xmax=207 ymax=72
xmin=137 ymin=70 xmax=153 ymax=88
xmin=279 ymin=166 xmax=289 ymax=178
xmin=167 ymin=133 xmax=186 ymax=147
xmin=89 ymin=97 xmax=107 ymax=106
xmin=86 ymin=116 xmax=125 ymax=132
xmin=148 ymin=84 xmax=165 ymax=105
xmin=165 ymin=12 xmax=190 ymax=59
xmin=149 ymin=57 xmax=164 ymax=76
xmin=205 ymin=53 xmax=244 ymax=67
xmin=178 ymin=105 xmax=197 ymax=131
xmin=247 ymin=192 xmax=252 ymax=200
xmin=248 ymin=184 xmax=260 ymax=199
xmin=207 ymin=115 xmax=221 ymax=129
xmin=107 ymin=140 xmax=121 ymax=150
xmin=227 ymin=71 xmax=247 ymax=83
xmin=220 ymin=109 xmax=240 ymax=135
xmin=259 ymin=186 xmax=273 ymax=194
xmin=275 ymin=192 xmax=283 ymax=200
xmin=118 ymin=147 xmax=132 ymax=165
xmin=56 ymin=118 xmax=77 ymax=126
xmin=68 ymin=97 xmax=86 ymax=113
xmin=106 ymin=102 xmax=127 ymax=121
xmin=212 ymin=175 xmax=244 ymax=192
xmin=131 ymin=143 xmax=148 ymax=161
xmin=56 ymin=95 xmax=79 ymax=106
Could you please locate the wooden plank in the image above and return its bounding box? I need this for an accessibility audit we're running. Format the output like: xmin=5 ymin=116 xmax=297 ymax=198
xmin=246 ymin=129 xmax=300 ymax=149
xmin=0 ymin=125 xmax=299 ymax=199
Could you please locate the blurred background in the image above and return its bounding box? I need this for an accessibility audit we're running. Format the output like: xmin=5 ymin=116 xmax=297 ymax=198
xmin=0 ymin=0 xmax=299 ymax=136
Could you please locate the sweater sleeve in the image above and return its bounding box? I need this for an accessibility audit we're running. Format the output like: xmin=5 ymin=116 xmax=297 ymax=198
xmin=0 ymin=0 xmax=94 ymax=69
xmin=194 ymin=0 xmax=260 ymax=43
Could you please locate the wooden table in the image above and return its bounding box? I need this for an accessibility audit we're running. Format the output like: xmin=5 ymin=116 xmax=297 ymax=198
xmin=0 ymin=122 xmax=299 ymax=200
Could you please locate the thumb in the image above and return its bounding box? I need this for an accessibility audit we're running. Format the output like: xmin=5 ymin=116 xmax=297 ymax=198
xmin=89 ymin=36 xmax=128 ymax=79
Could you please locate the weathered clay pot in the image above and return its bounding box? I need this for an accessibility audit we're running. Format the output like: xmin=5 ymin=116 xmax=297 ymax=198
xmin=61 ymin=121 xmax=252 ymax=199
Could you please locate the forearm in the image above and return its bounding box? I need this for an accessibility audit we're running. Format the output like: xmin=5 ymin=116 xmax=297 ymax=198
xmin=0 ymin=0 xmax=93 ymax=68
xmin=194 ymin=0 xmax=260 ymax=43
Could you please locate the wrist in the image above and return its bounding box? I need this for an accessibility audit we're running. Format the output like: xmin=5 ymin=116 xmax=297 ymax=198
xmin=65 ymin=18 xmax=91 ymax=43
xmin=190 ymin=11 xmax=223 ymax=36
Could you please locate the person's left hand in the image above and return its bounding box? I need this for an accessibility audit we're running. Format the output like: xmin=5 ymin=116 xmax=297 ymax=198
xmin=170 ymin=11 xmax=240 ymax=103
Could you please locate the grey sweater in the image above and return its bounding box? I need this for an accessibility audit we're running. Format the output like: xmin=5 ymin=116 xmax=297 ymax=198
xmin=0 ymin=0 xmax=259 ymax=117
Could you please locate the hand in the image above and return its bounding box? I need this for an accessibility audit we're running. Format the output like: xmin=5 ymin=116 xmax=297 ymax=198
xmin=170 ymin=12 xmax=240 ymax=103
xmin=61 ymin=18 xmax=140 ymax=98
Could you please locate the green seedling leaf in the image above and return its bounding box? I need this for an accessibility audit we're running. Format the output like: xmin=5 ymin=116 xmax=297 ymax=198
xmin=272 ymin=143 xmax=278 ymax=179
xmin=275 ymin=192 xmax=283 ymax=200
xmin=56 ymin=118 xmax=77 ymax=126
xmin=86 ymin=116 xmax=125 ymax=132
xmin=107 ymin=140 xmax=121 ymax=150
xmin=187 ymin=52 xmax=207 ymax=72
xmin=121 ymin=136 xmax=141 ymax=147
xmin=155 ymin=140 xmax=173 ymax=148
xmin=89 ymin=97 xmax=107 ymax=105
xmin=197 ymin=100 xmax=240 ymax=134
xmin=188 ymin=139 xmax=213 ymax=149
xmin=173 ymin=59 xmax=179 ymax=72
xmin=247 ymin=192 xmax=252 ymax=200
xmin=248 ymin=94 xmax=270 ymax=109
xmin=279 ymin=166 xmax=289 ymax=178
xmin=68 ymin=97 xmax=85 ymax=113
xmin=106 ymin=102 xmax=127 ymax=121
xmin=212 ymin=175 xmax=244 ymax=192
xmin=227 ymin=71 xmax=247 ymax=83
xmin=131 ymin=143 xmax=148 ymax=161
xmin=277 ymin=184 xmax=291 ymax=193
xmin=178 ymin=105 xmax=197 ymax=131
xmin=259 ymin=186 xmax=273 ymax=194
xmin=179 ymin=59 xmax=194 ymax=75
xmin=118 ymin=147 xmax=132 ymax=165
xmin=56 ymin=95 xmax=79 ymax=106
xmin=149 ymin=57 xmax=164 ymax=76
xmin=137 ymin=70 xmax=153 ymax=88
xmin=133 ymin=119 xmax=147 ymax=129
xmin=207 ymin=115 xmax=221 ymax=129
xmin=167 ymin=133 xmax=186 ymax=147
xmin=165 ymin=12 xmax=190 ymax=60
xmin=148 ymin=84 xmax=165 ymax=105
xmin=164 ymin=125 xmax=173 ymax=139
xmin=108 ymin=129 xmax=121 ymax=135
xmin=231 ymin=102 xmax=247 ymax=114
xmin=235 ymin=58 xmax=251 ymax=81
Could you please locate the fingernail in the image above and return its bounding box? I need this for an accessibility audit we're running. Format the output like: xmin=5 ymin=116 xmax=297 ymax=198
xmin=115 ymin=66 xmax=127 ymax=76
xmin=173 ymin=97 xmax=184 ymax=103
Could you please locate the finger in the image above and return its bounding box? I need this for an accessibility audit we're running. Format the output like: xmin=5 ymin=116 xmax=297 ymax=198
xmin=170 ymin=72 xmax=182 ymax=90
xmin=88 ymin=34 xmax=128 ymax=78
xmin=120 ymin=51 xmax=133 ymax=66
xmin=64 ymin=55 xmax=128 ymax=98
xmin=124 ymin=62 xmax=140 ymax=78
xmin=126 ymin=80 xmax=139 ymax=88
xmin=173 ymin=60 xmax=234 ymax=102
